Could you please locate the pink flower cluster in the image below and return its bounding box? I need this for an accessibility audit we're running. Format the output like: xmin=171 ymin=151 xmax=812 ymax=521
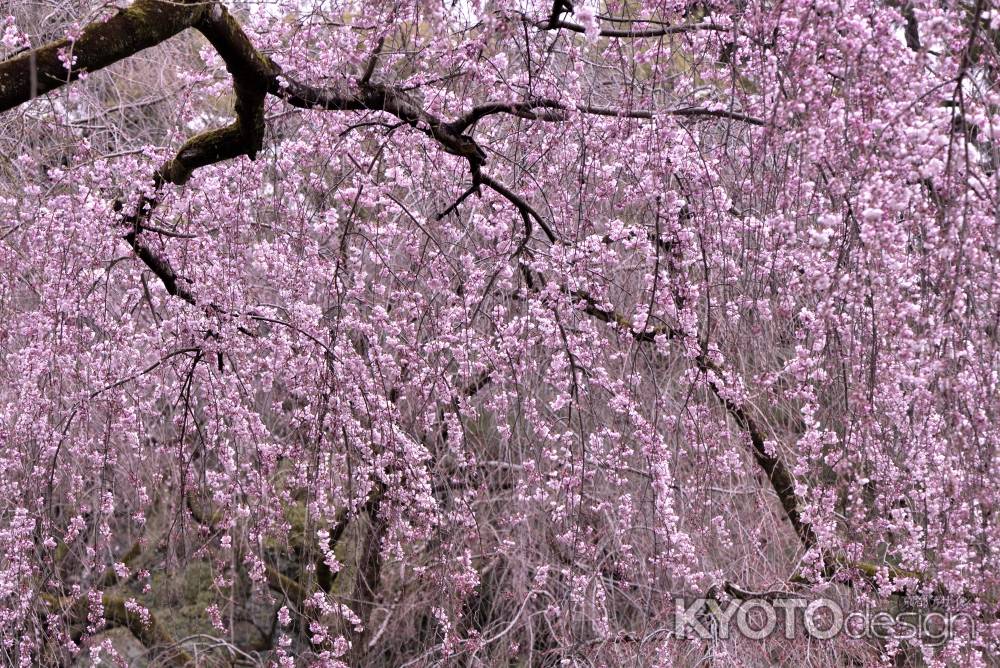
xmin=0 ymin=0 xmax=998 ymax=665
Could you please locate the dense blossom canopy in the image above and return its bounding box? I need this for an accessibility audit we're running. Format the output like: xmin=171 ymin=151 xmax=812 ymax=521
xmin=0 ymin=0 xmax=998 ymax=665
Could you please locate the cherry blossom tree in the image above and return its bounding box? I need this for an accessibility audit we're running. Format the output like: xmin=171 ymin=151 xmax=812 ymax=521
xmin=0 ymin=0 xmax=998 ymax=665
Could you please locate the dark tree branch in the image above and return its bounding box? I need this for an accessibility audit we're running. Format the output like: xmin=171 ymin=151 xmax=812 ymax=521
xmin=359 ymin=36 xmax=386 ymax=84
xmin=479 ymin=173 xmax=557 ymax=244
xmin=537 ymin=17 xmax=728 ymax=38
xmin=545 ymin=0 xmax=573 ymax=29
xmin=451 ymin=98 xmax=762 ymax=133
xmin=116 ymin=199 xmax=197 ymax=305
xmin=450 ymin=99 xmax=569 ymax=131
xmin=695 ymin=355 xmax=817 ymax=549
xmin=159 ymin=3 xmax=273 ymax=184
xmin=436 ymin=183 xmax=480 ymax=220
xmin=903 ymin=5 xmax=922 ymax=51
xmin=0 ymin=0 xmax=207 ymax=113
xmin=666 ymin=105 xmax=765 ymax=126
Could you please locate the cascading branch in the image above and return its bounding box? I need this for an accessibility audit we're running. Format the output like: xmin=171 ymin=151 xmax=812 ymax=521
xmin=0 ymin=0 xmax=997 ymax=665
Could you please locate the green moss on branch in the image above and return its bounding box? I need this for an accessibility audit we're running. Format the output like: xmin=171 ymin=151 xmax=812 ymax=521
xmin=0 ymin=0 xmax=206 ymax=113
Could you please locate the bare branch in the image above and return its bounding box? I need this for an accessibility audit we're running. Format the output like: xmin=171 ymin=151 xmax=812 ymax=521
xmin=451 ymin=98 xmax=763 ymax=133
xmin=537 ymin=18 xmax=729 ymax=38
xmin=479 ymin=173 xmax=557 ymax=244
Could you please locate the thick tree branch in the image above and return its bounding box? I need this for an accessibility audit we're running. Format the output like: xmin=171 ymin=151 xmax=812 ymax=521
xmin=160 ymin=3 xmax=272 ymax=184
xmin=115 ymin=198 xmax=197 ymax=304
xmin=537 ymin=18 xmax=728 ymax=38
xmin=0 ymin=0 xmax=207 ymax=113
xmin=126 ymin=231 xmax=197 ymax=304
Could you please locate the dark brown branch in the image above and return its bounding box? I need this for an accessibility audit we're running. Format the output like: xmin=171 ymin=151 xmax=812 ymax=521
xmin=159 ymin=3 xmax=273 ymax=184
xmin=451 ymin=98 xmax=762 ymax=133
xmin=436 ymin=183 xmax=480 ymax=220
xmin=903 ymin=5 xmax=922 ymax=51
xmin=450 ymin=99 xmax=569 ymax=131
xmin=538 ymin=18 xmax=728 ymax=38
xmin=359 ymin=36 xmax=386 ymax=84
xmin=126 ymin=234 xmax=196 ymax=304
xmin=116 ymin=199 xmax=198 ymax=305
xmin=479 ymin=173 xmax=557 ymax=244
xmin=667 ymin=106 xmax=765 ymax=126
xmin=0 ymin=0 xmax=207 ymax=113
xmin=267 ymin=76 xmax=363 ymax=111
xmin=271 ymin=77 xmax=490 ymax=173
xmin=696 ymin=355 xmax=817 ymax=549
xmin=545 ymin=0 xmax=573 ymax=29
xmin=579 ymin=104 xmax=653 ymax=119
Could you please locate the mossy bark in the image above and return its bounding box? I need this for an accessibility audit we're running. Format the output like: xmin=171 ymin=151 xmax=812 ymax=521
xmin=0 ymin=1 xmax=206 ymax=113
xmin=158 ymin=3 xmax=274 ymax=185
